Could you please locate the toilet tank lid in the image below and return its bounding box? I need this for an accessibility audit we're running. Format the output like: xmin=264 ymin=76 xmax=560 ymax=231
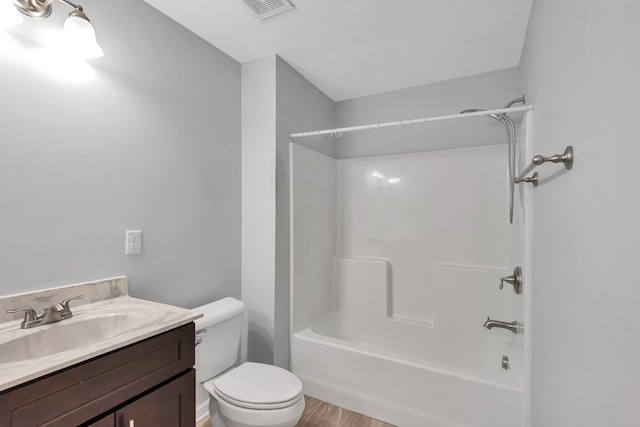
xmin=192 ymin=297 xmax=245 ymax=329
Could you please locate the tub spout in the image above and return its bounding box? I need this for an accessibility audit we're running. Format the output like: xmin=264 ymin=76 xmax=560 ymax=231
xmin=483 ymin=317 xmax=523 ymax=334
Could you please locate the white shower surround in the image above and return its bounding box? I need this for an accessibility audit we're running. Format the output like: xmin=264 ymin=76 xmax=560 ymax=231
xmin=290 ymin=121 xmax=531 ymax=426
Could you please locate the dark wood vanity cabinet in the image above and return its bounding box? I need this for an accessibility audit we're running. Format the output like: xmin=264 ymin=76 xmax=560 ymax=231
xmin=88 ymin=370 xmax=194 ymax=427
xmin=0 ymin=323 xmax=195 ymax=427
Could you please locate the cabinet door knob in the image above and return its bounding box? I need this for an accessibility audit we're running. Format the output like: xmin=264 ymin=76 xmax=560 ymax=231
xmin=129 ymin=421 xmax=135 ymax=427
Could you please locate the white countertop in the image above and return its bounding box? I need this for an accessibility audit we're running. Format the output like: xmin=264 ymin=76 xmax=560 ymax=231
xmin=0 ymin=276 xmax=201 ymax=392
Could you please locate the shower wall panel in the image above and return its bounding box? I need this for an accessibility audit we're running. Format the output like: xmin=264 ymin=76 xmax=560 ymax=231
xmin=336 ymin=144 xmax=511 ymax=324
xmin=290 ymin=144 xmax=337 ymax=332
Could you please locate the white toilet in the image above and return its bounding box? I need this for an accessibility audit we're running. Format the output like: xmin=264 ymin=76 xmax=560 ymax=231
xmin=193 ymin=297 xmax=305 ymax=427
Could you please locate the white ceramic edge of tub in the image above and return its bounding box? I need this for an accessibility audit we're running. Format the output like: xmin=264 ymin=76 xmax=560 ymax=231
xmin=294 ymin=325 xmax=524 ymax=392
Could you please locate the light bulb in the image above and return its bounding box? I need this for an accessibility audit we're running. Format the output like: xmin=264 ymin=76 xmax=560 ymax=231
xmin=0 ymin=0 xmax=24 ymax=27
xmin=63 ymin=13 xmax=103 ymax=58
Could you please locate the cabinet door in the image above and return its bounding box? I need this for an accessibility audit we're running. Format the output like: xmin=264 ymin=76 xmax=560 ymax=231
xmin=116 ymin=370 xmax=195 ymax=427
xmin=0 ymin=324 xmax=195 ymax=427
xmin=87 ymin=414 xmax=115 ymax=427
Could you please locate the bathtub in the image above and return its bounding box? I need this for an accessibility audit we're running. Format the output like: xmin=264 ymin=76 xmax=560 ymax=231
xmin=290 ymin=144 xmax=529 ymax=426
xmin=291 ymin=310 xmax=524 ymax=427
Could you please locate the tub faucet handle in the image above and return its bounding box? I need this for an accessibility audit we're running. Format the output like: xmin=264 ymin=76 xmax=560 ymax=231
xmin=499 ymin=266 xmax=522 ymax=294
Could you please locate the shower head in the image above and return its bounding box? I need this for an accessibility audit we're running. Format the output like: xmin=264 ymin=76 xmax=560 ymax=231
xmin=460 ymin=104 xmax=518 ymax=224
xmin=460 ymin=108 xmax=503 ymax=121
xmin=460 ymin=96 xmax=526 ymax=120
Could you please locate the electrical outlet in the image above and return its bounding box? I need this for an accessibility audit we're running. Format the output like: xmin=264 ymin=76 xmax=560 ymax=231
xmin=125 ymin=230 xmax=142 ymax=255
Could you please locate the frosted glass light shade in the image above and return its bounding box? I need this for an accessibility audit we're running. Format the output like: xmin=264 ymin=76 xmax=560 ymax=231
xmin=0 ymin=1 xmax=24 ymax=26
xmin=63 ymin=15 xmax=103 ymax=58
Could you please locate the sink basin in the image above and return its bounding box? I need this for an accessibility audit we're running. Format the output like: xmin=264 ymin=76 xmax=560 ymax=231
xmin=0 ymin=277 xmax=201 ymax=394
xmin=0 ymin=304 xmax=157 ymax=363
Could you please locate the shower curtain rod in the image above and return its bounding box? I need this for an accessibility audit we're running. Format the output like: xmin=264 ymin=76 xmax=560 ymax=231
xmin=288 ymin=104 xmax=534 ymax=139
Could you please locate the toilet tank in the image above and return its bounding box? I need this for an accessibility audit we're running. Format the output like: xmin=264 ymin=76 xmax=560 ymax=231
xmin=192 ymin=297 xmax=245 ymax=382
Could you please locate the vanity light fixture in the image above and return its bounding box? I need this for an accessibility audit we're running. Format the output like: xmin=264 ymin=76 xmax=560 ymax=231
xmin=11 ymin=0 xmax=103 ymax=58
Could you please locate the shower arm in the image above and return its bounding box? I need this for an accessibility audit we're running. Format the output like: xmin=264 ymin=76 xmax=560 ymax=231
xmin=504 ymin=96 xmax=526 ymax=109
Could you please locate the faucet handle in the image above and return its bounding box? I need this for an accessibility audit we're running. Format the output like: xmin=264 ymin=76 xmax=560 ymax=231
xmin=6 ymin=307 xmax=38 ymax=323
xmin=499 ymin=266 xmax=522 ymax=294
xmin=59 ymin=295 xmax=83 ymax=312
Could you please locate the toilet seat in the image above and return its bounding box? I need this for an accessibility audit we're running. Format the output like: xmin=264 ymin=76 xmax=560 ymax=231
xmin=212 ymin=362 xmax=303 ymax=410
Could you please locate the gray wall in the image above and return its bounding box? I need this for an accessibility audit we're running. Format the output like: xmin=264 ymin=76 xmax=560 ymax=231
xmin=240 ymin=55 xmax=334 ymax=367
xmin=520 ymin=1 xmax=640 ymax=426
xmin=241 ymin=55 xmax=277 ymax=365
xmin=0 ymin=0 xmax=241 ymax=308
xmin=275 ymin=56 xmax=335 ymax=368
xmin=334 ymin=68 xmax=521 ymax=158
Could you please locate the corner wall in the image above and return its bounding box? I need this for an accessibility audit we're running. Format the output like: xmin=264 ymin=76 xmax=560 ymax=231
xmin=520 ymin=1 xmax=640 ymax=426
xmin=241 ymin=55 xmax=277 ymax=364
xmin=275 ymin=57 xmax=335 ymax=368
xmin=241 ymin=55 xmax=334 ymax=367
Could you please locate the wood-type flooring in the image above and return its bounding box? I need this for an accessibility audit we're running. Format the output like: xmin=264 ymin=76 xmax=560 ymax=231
xmin=295 ymin=396 xmax=397 ymax=427
xmin=198 ymin=395 xmax=397 ymax=427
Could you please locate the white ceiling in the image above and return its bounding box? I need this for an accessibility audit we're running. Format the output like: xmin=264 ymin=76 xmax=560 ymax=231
xmin=144 ymin=0 xmax=532 ymax=102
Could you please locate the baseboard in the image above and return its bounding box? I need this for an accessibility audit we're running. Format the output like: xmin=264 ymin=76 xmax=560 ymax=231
xmin=196 ymin=399 xmax=209 ymax=423
xmin=196 ymin=415 xmax=210 ymax=427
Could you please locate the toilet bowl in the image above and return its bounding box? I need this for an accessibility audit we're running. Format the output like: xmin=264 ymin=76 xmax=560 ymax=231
xmin=203 ymin=363 xmax=304 ymax=427
xmin=192 ymin=298 xmax=305 ymax=427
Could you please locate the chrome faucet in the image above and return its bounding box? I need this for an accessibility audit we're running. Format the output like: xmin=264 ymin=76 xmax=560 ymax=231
xmin=6 ymin=295 xmax=83 ymax=329
xmin=483 ymin=317 xmax=524 ymax=334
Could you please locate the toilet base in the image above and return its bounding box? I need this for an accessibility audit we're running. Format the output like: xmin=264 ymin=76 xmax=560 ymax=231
xmin=207 ymin=393 xmax=305 ymax=427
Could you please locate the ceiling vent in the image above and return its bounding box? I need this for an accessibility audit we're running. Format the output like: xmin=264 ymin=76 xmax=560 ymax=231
xmin=240 ymin=0 xmax=295 ymax=21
